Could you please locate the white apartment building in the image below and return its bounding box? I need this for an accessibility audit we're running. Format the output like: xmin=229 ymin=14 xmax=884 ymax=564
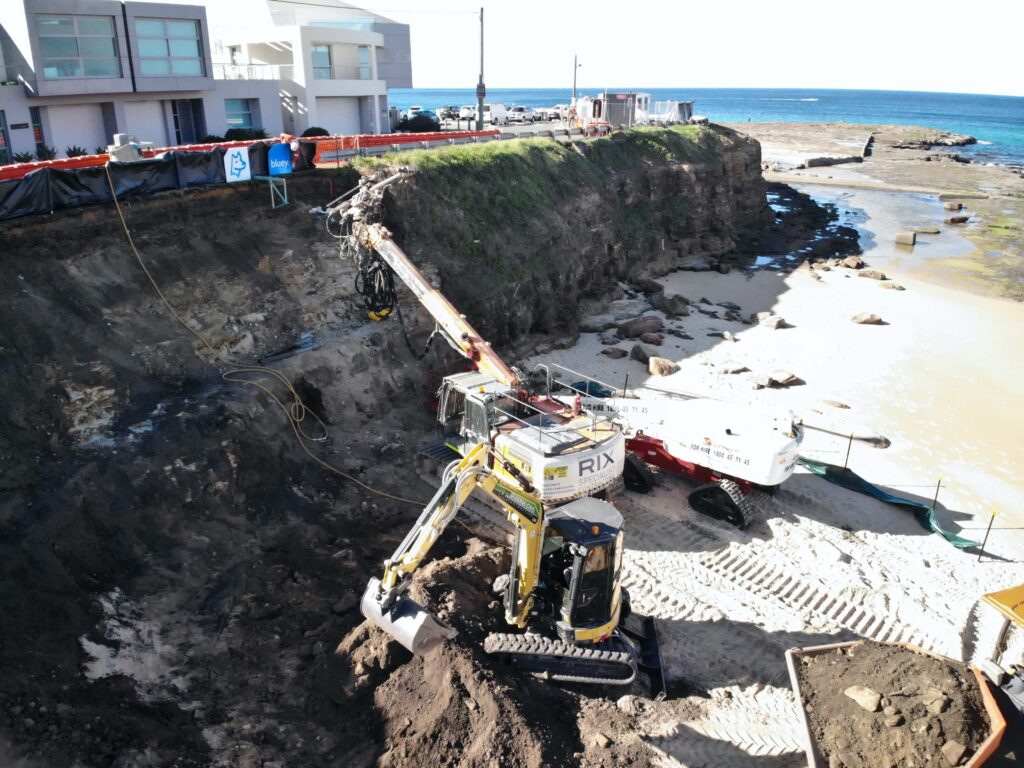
xmin=203 ymin=0 xmax=412 ymax=136
xmin=0 ymin=0 xmax=411 ymax=161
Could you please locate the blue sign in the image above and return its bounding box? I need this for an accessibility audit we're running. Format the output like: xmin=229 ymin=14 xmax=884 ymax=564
xmin=268 ymin=143 xmax=292 ymax=176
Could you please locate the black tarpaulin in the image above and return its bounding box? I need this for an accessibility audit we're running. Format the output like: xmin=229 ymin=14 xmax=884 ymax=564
xmin=0 ymin=142 xmax=284 ymax=221
xmin=0 ymin=169 xmax=52 ymax=220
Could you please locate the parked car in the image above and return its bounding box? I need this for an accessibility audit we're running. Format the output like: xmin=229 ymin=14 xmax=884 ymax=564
xmin=480 ymin=103 xmax=509 ymax=125
xmin=416 ymin=110 xmax=441 ymax=129
xmin=508 ymin=105 xmax=536 ymax=123
xmin=398 ymin=109 xmax=441 ymax=132
xmin=437 ymin=105 xmax=460 ymax=120
xmin=458 ymin=105 xmax=476 ymax=120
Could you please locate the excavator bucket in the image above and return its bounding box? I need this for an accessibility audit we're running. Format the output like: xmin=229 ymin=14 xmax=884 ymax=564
xmin=359 ymin=578 xmax=458 ymax=655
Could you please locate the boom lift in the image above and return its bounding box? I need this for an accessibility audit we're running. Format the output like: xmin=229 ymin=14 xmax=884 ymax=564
xmin=327 ymin=172 xmax=625 ymax=506
xmin=534 ymin=364 xmax=804 ymax=529
xmin=360 ymin=442 xmax=665 ymax=691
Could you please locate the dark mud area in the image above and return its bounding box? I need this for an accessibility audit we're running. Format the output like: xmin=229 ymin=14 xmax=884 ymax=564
xmin=796 ymin=641 xmax=990 ymax=768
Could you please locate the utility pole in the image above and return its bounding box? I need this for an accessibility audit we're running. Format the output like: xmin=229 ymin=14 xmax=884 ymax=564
xmin=572 ymin=54 xmax=579 ymax=104
xmin=475 ymin=7 xmax=485 ymax=131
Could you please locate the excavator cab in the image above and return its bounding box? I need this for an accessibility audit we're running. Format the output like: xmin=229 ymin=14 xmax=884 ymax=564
xmin=541 ymin=502 xmax=625 ymax=644
xmin=437 ymin=372 xmax=521 ymax=447
xmin=488 ymin=498 xmax=666 ymax=696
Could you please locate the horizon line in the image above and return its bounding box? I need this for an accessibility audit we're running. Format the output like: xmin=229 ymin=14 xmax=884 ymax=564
xmin=394 ymin=85 xmax=1024 ymax=100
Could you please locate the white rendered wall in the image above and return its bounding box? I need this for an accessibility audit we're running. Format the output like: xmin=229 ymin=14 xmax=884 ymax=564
xmin=313 ymin=96 xmax=359 ymax=135
xmin=122 ymin=100 xmax=168 ymax=145
xmin=45 ymin=103 xmax=107 ymax=153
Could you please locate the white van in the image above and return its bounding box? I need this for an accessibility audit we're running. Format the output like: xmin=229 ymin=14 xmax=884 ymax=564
xmin=478 ymin=103 xmax=508 ymax=125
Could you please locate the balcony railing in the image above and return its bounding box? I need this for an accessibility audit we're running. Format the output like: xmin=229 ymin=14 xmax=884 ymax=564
xmin=312 ymin=64 xmax=372 ymax=81
xmin=211 ymin=63 xmax=295 ymax=81
xmin=211 ymin=62 xmax=371 ymax=82
xmin=1 ymin=64 xmax=31 ymax=86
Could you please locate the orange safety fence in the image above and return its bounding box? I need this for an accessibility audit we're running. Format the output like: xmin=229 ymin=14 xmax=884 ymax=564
xmin=0 ymin=130 xmax=501 ymax=183
xmin=305 ymin=130 xmax=500 ymax=167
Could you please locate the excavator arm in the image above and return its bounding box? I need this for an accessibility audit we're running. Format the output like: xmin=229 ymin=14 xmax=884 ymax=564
xmin=355 ymin=222 xmax=521 ymax=389
xmin=360 ymin=442 xmax=545 ymax=654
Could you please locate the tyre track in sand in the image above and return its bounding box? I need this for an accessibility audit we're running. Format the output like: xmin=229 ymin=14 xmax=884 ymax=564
xmin=618 ymin=485 xmax=987 ymax=764
xmin=646 ymin=686 xmax=805 ymax=767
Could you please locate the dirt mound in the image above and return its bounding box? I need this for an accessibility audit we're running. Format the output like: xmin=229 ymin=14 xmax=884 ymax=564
xmin=796 ymin=641 xmax=989 ymax=767
xmin=334 ymin=541 xmax=586 ymax=767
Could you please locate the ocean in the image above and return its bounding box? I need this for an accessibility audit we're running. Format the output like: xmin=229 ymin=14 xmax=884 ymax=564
xmin=389 ymin=87 xmax=1024 ymax=166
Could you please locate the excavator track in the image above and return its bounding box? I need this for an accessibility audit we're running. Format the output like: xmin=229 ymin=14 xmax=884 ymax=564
xmin=688 ymin=478 xmax=755 ymax=529
xmin=484 ymin=632 xmax=638 ymax=686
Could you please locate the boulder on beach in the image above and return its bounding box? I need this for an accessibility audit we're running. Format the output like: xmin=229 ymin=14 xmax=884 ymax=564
xmin=632 ymin=277 xmax=664 ymax=294
xmin=579 ymin=314 xmax=618 ymax=333
xmin=895 ymin=232 xmax=916 ymax=246
xmin=629 ymin=343 xmax=653 ymax=364
xmin=667 ymin=328 xmax=693 ymax=340
xmin=945 ymin=215 xmax=970 ymax=225
xmin=858 ymin=270 xmax=887 ymax=280
xmin=943 ymin=201 xmax=963 ymax=211
xmin=751 ymin=370 xmax=800 ymax=389
xmin=648 ymin=357 xmax=680 ymax=376
xmin=600 ymin=347 xmax=628 ymax=359
xmin=640 ymin=332 xmax=663 ymax=346
xmin=771 ymin=369 xmax=798 ymax=386
xmin=720 ymin=360 xmax=749 ymax=374
xmin=914 ymin=226 xmax=941 ymax=235
xmin=880 ymin=282 xmax=906 ymax=291
xmin=753 ymin=311 xmax=787 ymax=329
xmin=852 ymin=313 xmax=884 ymax=325
xmin=616 ymin=315 xmax=664 ymax=339
xmin=842 ymin=255 xmax=864 ymax=269
xmin=651 ymin=293 xmax=690 ymax=317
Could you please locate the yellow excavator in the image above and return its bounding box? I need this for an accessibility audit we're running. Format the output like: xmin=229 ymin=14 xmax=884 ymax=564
xmin=328 ymin=173 xmax=663 ymax=691
xmin=359 ymin=441 xmax=665 ymax=691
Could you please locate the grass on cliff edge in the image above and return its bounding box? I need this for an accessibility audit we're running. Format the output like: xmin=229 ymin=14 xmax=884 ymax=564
xmin=352 ymin=125 xmax=729 ymax=221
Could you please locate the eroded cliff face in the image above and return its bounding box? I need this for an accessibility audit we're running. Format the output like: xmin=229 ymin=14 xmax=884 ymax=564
xmin=0 ymin=128 xmax=775 ymax=768
xmin=378 ymin=125 xmax=771 ymax=348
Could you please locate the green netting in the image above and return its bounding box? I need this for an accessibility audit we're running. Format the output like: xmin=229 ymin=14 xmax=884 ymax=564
xmin=797 ymin=457 xmax=978 ymax=549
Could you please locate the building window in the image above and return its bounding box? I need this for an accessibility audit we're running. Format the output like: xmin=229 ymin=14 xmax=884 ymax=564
xmin=225 ymin=99 xmax=257 ymax=129
xmin=358 ymin=45 xmax=371 ymax=80
xmin=135 ymin=18 xmax=204 ymax=77
xmin=29 ymin=106 xmax=45 ymax=152
xmin=37 ymin=15 xmax=119 ymax=79
xmin=0 ymin=110 xmax=10 ymax=164
xmin=311 ymin=44 xmax=331 ymax=79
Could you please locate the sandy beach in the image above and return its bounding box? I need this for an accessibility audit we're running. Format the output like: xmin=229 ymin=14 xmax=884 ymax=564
xmin=521 ymin=126 xmax=1024 ymax=765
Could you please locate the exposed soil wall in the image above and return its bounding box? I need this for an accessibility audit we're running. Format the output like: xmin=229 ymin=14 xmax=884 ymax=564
xmin=0 ymin=128 xmax=780 ymax=767
xmin=365 ymin=125 xmax=771 ymax=349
